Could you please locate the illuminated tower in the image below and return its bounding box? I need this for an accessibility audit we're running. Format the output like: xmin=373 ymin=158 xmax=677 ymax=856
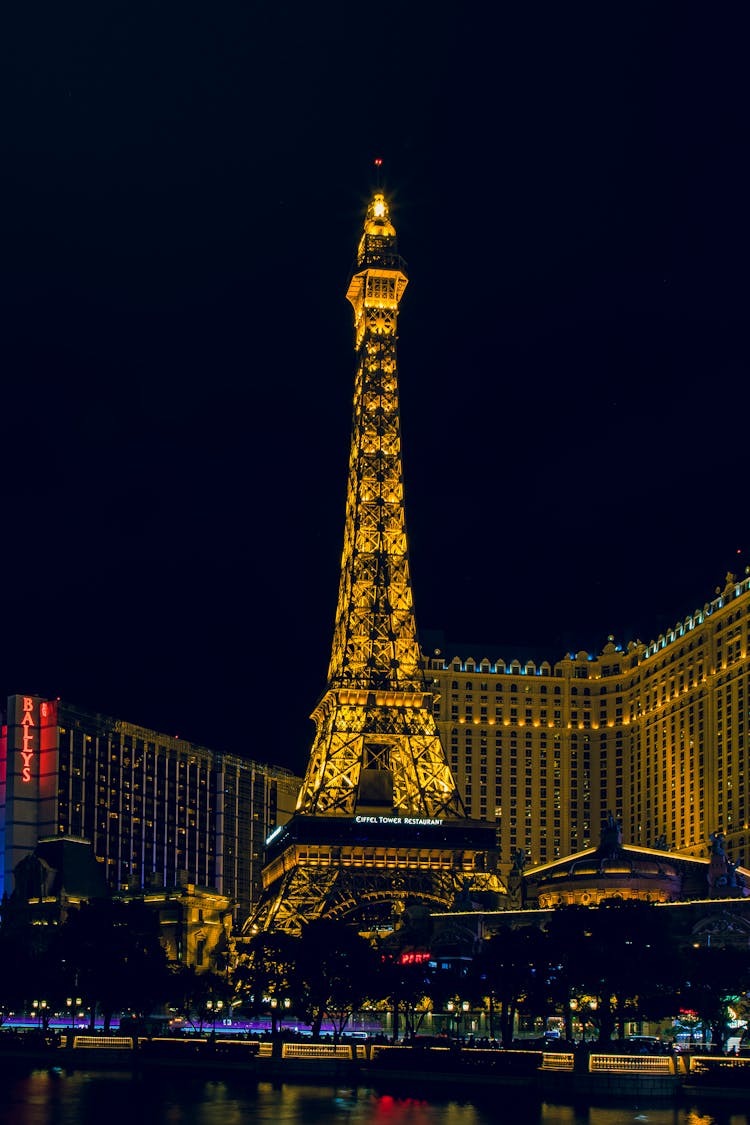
xmin=247 ymin=185 xmax=496 ymax=934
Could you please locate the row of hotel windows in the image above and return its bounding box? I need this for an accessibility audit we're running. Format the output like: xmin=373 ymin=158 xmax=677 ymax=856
xmin=444 ymin=694 xmax=748 ymax=724
xmin=448 ymin=684 xmax=628 ymax=696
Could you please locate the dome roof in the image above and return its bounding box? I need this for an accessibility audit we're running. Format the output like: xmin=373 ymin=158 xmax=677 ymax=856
xmin=566 ymin=853 xmax=679 ymax=880
xmin=526 ymin=817 xmax=686 ymax=907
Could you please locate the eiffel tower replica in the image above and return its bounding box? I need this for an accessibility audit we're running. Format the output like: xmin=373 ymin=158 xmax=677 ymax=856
xmin=247 ymin=182 xmax=496 ymax=934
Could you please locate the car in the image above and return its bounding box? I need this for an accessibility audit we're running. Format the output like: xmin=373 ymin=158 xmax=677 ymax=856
xmin=624 ymin=1036 xmax=661 ymax=1054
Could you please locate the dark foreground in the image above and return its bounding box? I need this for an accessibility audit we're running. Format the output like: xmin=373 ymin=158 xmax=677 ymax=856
xmin=0 ymin=1068 xmax=749 ymax=1125
xmin=1 ymin=1034 xmax=749 ymax=1108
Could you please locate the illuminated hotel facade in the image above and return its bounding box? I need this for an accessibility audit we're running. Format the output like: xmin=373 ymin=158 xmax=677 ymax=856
xmin=425 ymin=569 xmax=750 ymax=876
xmin=0 ymin=695 xmax=300 ymax=920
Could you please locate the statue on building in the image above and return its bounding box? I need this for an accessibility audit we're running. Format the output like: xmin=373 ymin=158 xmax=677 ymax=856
xmin=600 ymin=811 xmax=623 ymax=858
xmin=706 ymin=830 xmax=744 ymax=896
xmin=506 ymin=848 xmax=527 ymax=909
xmin=707 ymin=830 xmax=728 ymax=890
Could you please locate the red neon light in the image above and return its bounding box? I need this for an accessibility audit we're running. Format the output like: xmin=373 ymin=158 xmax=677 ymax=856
xmin=398 ymin=951 xmax=430 ymax=965
xmin=21 ymin=696 xmax=35 ymax=782
xmin=0 ymin=725 xmax=7 ymax=806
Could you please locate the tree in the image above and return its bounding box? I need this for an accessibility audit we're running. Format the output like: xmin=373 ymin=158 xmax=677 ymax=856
xmin=541 ymin=895 xmax=679 ymax=1044
xmin=0 ymin=905 xmax=72 ymax=1028
xmin=233 ymin=930 xmax=300 ymax=1035
xmin=295 ymin=919 xmax=378 ymax=1040
xmin=166 ymin=965 xmax=231 ymax=1034
xmin=473 ymin=925 xmax=551 ymax=1047
xmin=678 ymin=946 xmax=750 ymax=1051
xmin=375 ymin=907 xmax=440 ymax=1042
xmin=58 ymin=899 xmax=168 ymax=1031
xmin=546 ymin=901 xmax=679 ymax=1043
xmin=377 ymin=952 xmax=434 ymax=1042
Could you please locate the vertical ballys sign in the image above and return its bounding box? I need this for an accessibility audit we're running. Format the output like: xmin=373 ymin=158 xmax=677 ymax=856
xmin=20 ymin=696 xmax=35 ymax=782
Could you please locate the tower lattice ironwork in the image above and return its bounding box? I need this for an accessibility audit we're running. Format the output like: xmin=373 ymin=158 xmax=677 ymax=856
xmin=247 ymin=188 xmax=496 ymax=935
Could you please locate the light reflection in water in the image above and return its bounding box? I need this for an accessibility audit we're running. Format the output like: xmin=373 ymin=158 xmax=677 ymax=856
xmin=0 ymin=1072 xmax=747 ymax=1125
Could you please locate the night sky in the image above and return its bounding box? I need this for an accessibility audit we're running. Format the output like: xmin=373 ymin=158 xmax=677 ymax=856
xmin=5 ymin=5 xmax=749 ymax=773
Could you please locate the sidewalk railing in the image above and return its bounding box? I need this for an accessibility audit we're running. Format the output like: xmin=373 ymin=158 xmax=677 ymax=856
xmin=589 ymin=1054 xmax=675 ymax=1074
xmin=281 ymin=1043 xmax=354 ymax=1059
xmin=540 ymin=1052 xmax=574 ymax=1071
xmin=72 ymin=1036 xmax=134 ymax=1050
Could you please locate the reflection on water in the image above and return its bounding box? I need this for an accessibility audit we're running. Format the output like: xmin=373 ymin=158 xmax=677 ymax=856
xmin=0 ymin=1070 xmax=747 ymax=1125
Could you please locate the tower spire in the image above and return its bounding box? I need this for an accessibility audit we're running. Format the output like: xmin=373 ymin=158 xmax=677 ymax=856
xmin=296 ymin=190 xmax=461 ymax=820
xmin=245 ymin=189 xmax=494 ymax=934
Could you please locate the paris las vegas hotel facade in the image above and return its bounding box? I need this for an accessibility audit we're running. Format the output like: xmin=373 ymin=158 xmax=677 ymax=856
xmin=425 ymin=568 xmax=750 ymax=875
xmin=1 ymin=565 xmax=748 ymax=919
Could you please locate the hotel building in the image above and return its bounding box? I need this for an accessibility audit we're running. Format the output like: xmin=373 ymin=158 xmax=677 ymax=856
xmin=2 ymin=567 xmax=745 ymax=920
xmin=0 ymin=695 xmax=301 ymax=921
xmin=425 ymin=569 xmax=750 ymax=875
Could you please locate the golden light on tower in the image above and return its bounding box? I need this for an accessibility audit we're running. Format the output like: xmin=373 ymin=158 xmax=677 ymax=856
xmin=294 ymin=187 xmax=464 ymax=822
xmin=245 ymin=179 xmax=496 ymax=934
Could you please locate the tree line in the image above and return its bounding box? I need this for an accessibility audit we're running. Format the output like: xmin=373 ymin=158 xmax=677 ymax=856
xmin=1 ymin=899 xmax=747 ymax=1047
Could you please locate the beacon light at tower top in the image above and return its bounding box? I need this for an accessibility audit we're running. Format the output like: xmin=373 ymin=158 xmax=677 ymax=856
xmin=364 ymin=192 xmax=395 ymax=236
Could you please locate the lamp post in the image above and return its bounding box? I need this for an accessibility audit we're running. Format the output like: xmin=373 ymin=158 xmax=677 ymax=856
xmin=32 ymin=1000 xmax=48 ymax=1030
xmin=570 ymin=997 xmax=598 ymax=1043
xmin=66 ymin=997 xmax=82 ymax=1032
xmin=205 ymin=998 xmax=223 ymax=1035
xmin=446 ymin=1000 xmax=466 ymax=1040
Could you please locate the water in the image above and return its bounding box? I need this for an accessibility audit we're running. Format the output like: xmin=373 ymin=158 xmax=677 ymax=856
xmin=0 ymin=1070 xmax=747 ymax=1125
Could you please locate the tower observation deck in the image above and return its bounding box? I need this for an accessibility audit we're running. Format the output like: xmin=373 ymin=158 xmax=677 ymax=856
xmin=247 ymin=187 xmax=497 ymax=934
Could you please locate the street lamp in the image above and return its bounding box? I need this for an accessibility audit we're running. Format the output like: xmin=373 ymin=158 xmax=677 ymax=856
xmin=446 ymin=1000 xmax=462 ymax=1039
xmin=206 ymin=999 xmax=224 ymax=1034
xmin=570 ymin=997 xmax=598 ymax=1042
xmin=32 ymin=1000 xmax=48 ymax=1030
xmin=66 ymin=997 xmax=83 ymax=1032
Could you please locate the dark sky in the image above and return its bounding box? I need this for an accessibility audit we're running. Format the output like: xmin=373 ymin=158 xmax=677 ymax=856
xmin=5 ymin=5 xmax=749 ymax=773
